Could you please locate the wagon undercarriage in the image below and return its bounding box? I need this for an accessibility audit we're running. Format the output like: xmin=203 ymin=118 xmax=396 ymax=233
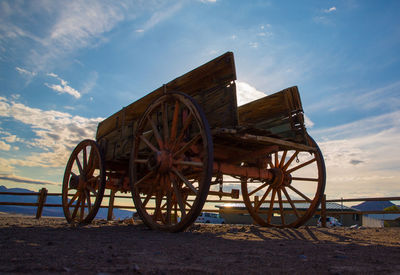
xmin=62 ymin=52 xmax=326 ymax=232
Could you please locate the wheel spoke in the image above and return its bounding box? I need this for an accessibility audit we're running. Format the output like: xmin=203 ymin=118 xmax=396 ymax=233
xmin=173 ymin=134 xmax=201 ymax=158
xmin=282 ymin=151 xmax=299 ymax=171
xmin=279 ymin=150 xmax=287 ymax=168
xmin=68 ymin=192 xmax=80 ymax=207
xmin=248 ymin=182 xmax=269 ymax=197
xmin=287 ymin=185 xmax=313 ymax=203
xmin=162 ymin=102 xmax=169 ymax=142
xmin=134 ymin=170 xmax=155 ymax=187
xmin=255 ymin=185 xmax=272 ymax=212
xmin=277 ymin=189 xmax=285 ymax=225
xmin=291 ymin=177 xmax=319 ymax=182
xmin=286 ymin=157 xmax=316 ymax=174
xmin=267 ymin=189 xmax=276 ymax=223
xmin=134 ymin=159 xmax=148 ymax=164
xmin=170 ymin=100 xmax=180 ymax=142
xmin=154 ymin=190 xmax=163 ymax=222
xmin=85 ymin=189 xmax=92 ymax=212
xmin=170 ymin=174 xmax=187 ymax=218
xmin=83 ymin=146 xmax=87 ymax=171
xmin=174 ymin=112 xmax=193 ymax=148
xmin=281 ymin=187 xmax=300 ymax=218
xmin=166 ymin=189 xmax=172 ymax=225
xmin=139 ymin=134 xmax=159 ymax=153
xmin=274 ymin=152 xmax=279 ymax=167
xmin=72 ymin=193 xmax=82 ymax=219
xmin=75 ymin=156 xmax=83 ymax=174
xmin=148 ymin=116 xmax=164 ymax=150
xmin=172 ymin=168 xmax=198 ymax=195
xmin=80 ymin=191 xmax=86 ymax=221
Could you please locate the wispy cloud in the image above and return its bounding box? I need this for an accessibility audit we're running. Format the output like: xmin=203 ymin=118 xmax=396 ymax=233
xmin=45 ymin=73 xmax=81 ymax=98
xmin=15 ymin=67 xmax=36 ymax=77
xmin=0 ymin=174 xmax=58 ymax=185
xmin=0 ymin=140 xmax=11 ymax=151
xmin=236 ymin=81 xmax=266 ymax=106
xmin=138 ymin=3 xmax=183 ymax=33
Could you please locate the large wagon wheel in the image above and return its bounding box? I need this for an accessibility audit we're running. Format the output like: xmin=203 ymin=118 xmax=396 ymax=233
xmin=241 ymin=135 xmax=325 ymax=228
xmin=130 ymin=92 xmax=213 ymax=232
xmin=62 ymin=139 xmax=106 ymax=224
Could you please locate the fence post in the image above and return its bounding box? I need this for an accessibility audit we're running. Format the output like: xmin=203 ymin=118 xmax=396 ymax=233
xmin=36 ymin=188 xmax=48 ymax=219
xmin=107 ymin=189 xmax=116 ymax=221
xmin=321 ymin=194 xmax=327 ymax=227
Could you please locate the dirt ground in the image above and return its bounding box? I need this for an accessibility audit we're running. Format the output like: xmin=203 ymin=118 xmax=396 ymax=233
xmin=0 ymin=213 xmax=399 ymax=274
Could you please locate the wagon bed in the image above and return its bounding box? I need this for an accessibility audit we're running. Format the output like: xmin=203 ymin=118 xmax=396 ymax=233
xmin=62 ymin=52 xmax=326 ymax=232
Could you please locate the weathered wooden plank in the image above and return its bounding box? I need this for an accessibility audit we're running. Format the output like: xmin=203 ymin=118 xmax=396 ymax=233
xmin=237 ymin=86 xmax=306 ymax=143
xmin=96 ymin=52 xmax=237 ymax=140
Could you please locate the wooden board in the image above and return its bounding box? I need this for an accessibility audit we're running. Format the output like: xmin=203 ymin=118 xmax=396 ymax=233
xmin=237 ymin=86 xmax=307 ymax=144
xmin=96 ymin=51 xmax=237 ymax=141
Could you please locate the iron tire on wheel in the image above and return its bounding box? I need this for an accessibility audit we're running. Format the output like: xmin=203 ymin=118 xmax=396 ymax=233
xmin=130 ymin=92 xmax=213 ymax=232
xmin=62 ymin=139 xmax=106 ymax=224
xmin=241 ymin=134 xmax=326 ymax=228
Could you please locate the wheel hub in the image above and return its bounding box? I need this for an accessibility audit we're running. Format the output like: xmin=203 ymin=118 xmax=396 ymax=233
xmin=147 ymin=150 xmax=172 ymax=173
xmin=270 ymin=168 xmax=292 ymax=188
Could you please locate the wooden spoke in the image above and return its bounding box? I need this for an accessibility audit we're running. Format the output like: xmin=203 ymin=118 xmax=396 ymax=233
xmin=279 ymin=150 xmax=287 ymax=168
xmin=248 ymin=182 xmax=269 ymax=197
xmin=85 ymin=189 xmax=92 ymax=212
xmin=68 ymin=192 xmax=80 ymax=207
xmin=80 ymin=191 xmax=86 ymax=221
xmin=139 ymin=134 xmax=159 ymax=153
xmin=148 ymin=116 xmax=164 ymax=150
xmin=71 ymin=193 xmax=82 ymax=219
xmin=274 ymin=152 xmax=279 ymax=167
xmin=170 ymin=100 xmax=180 ymax=142
xmin=162 ymin=102 xmax=169 ymax=142
xmin=287 ymin=185 xmax=313 ymax=203
xmin=166 ymin=190 xmax=172 ymax=225
xmin=83 ymin=146 xmax=87 ymax=171
xmin=174 ymin=160 xmax=203 ymax=167
xmin=153 ymin=190 xmax=163 ymax=222
xmin=142 ymin=193 xmax=153 ymax=208
xmin=255 ymin=185 xmax=273 ymax=212
xmin=281 ymin=187 xmax=300 ymax=218
xmin=75 ymin=156 xmax=83 ymax=174
xmin=267 ymin=189 xmax=277 ymax=224
xmin=172 ymin=168 xmax=198 ymax=195
xmin=291 ymin=177 xmax=319 ymax=182
xmin=173 ymin=133 xmax=201 ymax=158
xmin=134 ymin=170 xmax=155 ymax=187
xmin=282 ymin=151 xmax=299 ymax=171
xmin=171 ymin=175 xmax=187 ymax=218
xmin=286 ymin=157 xmax=316 ymax=174
xmin=277 ymin=189 xmax=285 ymax=225
xmin=174 ymin=112 xmax=194 ymax=147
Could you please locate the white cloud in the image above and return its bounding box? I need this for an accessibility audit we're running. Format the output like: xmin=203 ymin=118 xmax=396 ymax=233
xmin=0 ymin=140 xmax=11 ymax=151
xmin=236 ymin=81 xmax=266 ymax=106
xmin=15 ymin=67 xmax=36 ymax=77
xmin=200 ymin=0 xmax=217 ymax=3
xmin=45 ymin=73 xmax=81 ymax=98
xmin=324 ymin=6 xmax=337 ymax=13
xmin=0 ymin=96 xmax=103 ymax=169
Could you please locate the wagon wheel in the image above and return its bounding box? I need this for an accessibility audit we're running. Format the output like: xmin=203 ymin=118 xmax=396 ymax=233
xmin=62 ymin=139 xmax=106 ymax=224
xmin=130 ymin=92 xmax=213 ymax=232
xmin=241 ymin=135 xmax=325 ymax=228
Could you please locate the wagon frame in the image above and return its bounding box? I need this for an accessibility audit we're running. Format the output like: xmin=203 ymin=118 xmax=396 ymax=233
xmin=62 ymin=52 xmax=326 ymax=232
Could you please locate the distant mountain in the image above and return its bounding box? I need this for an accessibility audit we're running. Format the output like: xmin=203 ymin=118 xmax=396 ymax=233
xmin=352 ymin=200 xmax=396 ymax=211
xmin=0 ymin=185 xmax=134 ymax=220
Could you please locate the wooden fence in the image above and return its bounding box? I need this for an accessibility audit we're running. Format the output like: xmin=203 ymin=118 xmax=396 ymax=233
xmin=1 ymin=189 xmax=399 ymax=227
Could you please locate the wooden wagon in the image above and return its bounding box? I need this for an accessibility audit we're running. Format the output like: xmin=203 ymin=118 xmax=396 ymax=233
xmin=62 ymin=52 xmax=326 ymax=232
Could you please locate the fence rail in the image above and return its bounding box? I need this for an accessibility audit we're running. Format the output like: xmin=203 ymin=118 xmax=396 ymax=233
xmin=1 ymin=189 xmax=399 ymax=226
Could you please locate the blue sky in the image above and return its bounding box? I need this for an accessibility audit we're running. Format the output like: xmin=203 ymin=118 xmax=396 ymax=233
xmin=0 ymin=0 xmax=399 ymax=199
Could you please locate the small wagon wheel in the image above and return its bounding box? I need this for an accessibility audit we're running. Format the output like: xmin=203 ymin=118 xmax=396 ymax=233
xmin=130 ymin=92 xmax=213 ymax=232
xmin=241 ymin=135 xmax=325 ymax=228
xmin=62 ymin=139 xmax=106 ymax=224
